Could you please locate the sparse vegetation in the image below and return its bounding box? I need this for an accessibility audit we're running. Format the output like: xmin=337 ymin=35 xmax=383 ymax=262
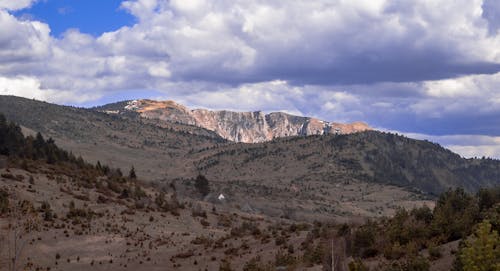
xmin=0 ymin=99 xmax=499 ymax=271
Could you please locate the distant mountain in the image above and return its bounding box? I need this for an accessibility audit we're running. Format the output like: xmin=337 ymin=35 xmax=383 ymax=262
xmin=98 ymin=99 xmax=371 ymax=143
xmin=1 ymin=95 xmax=499 ymax=197
xmin=191 ymin=131 xmax=500 ymax=195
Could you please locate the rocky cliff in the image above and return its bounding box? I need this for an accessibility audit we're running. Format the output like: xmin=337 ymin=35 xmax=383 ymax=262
xmin=124 ymin=99 xmax=371 ymax=143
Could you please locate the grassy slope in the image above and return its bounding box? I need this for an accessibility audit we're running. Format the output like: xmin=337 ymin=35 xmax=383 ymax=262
xmin=1 ymin=95 xmax=499 ymax=196
xmin=192 ymin=130 xmax=500 ymax=195
xmin=0 ymin=95 xmax=226 ymax=181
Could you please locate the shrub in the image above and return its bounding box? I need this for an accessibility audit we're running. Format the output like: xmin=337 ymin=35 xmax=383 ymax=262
xmin=348 ymin=259 xmax=368 ymax=271
xmin=41 ymin=201 xmax=53 ymax=221
xmin=194 ymin=174 xmax=210 ymax=197
xmin=303 ymin=242 xmax=324 ymax=266
xmin=129 ymin=166 xmax=137 ymax=179
xmin=274 ymin=249 xmax=296 ymax=267
xmin=0 ymin=189 xmax=8 ymax=214
xmin=432 ymin=188 xmax=479 ymax=241
xmin=133 ymin=186 xmax=146 ymax=199
xmin=354 ymin=221 xmax=378 ymax=257
xmin=385 ymin=256 xmax=430 ymax=271
xmin=383 ymin=242 xmax=406 ymax=260
xmin=411 ymin=205 xmax=433 ymax=224
xmin=219 ymin=260 xmax=233 ymax=271
xmin=428 ymin=246 xmax=442 ymax=260
xmin=242 ymin=256 xmax=268 ymax=271
xmin=405 ymin=256 xmax=430 ymax=271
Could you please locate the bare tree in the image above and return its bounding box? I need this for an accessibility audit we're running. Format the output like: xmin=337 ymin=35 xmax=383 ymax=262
xmin=324 ymin=237 xmax=348 ymax=271
xmin=3 ymin=191 xmax=39 ymax=271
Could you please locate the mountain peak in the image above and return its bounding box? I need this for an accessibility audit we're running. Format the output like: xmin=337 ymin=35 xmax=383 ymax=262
xmin=124 ymin=99 xmax=371 ymax=143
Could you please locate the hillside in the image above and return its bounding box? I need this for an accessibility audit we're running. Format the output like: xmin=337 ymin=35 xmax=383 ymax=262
xmin=0 ymin=95 xmax=499 ymax=220
xmin=0 ymin=115 xmax=316 ymax=271
xmin=0 ymin=95 xmax=226 ymax=181
xmin=1 ymin=113 xmax=498 ymax=271
xmin=97 ymin=99 xmax=370 ymax=143
xmin=192 ymin=131 xmax=500 ymax=195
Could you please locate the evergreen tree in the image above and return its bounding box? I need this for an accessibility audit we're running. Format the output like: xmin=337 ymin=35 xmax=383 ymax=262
xmin=432 ymin=188 xmax=479 ymax=241
xmin=459 ymin=220 xmax=500 ymax=271
xmin=129 ymin=166 xmax=137 ymax=179
xmin=194 ymin=174 xmax=210 ymax=197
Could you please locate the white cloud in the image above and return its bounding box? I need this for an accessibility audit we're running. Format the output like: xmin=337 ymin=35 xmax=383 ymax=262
xmin=0 ymin=0 xmax=499 ymax=156
xmin=447 ymin=145 xmax=500 ymax=159
xmin=412 ymin=72 xmax=500 ymax=116
xmin=0 ymin=0 xmax=36 ymax=11
xmin=394 ymin=131 xmax=500 ymax=159
xmin=1 ymin=0 xmax=499 ymax=98
xmin=0 ymin=10 xmax=51 ymax=65
xmin=0 ymin=76 xmax=100 ymax=104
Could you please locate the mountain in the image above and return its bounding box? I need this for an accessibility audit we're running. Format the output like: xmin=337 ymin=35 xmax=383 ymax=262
xmin=1 ymin=95 xmax=499 ymax=201
xmin=0 ymin=115 xmax=314 ymax=271
xmin=0 ymin=95 xmax=226 ymax=181
xmin=4 ymin=109 xmax=496 ymax=271
xmin=191 ymin=131 xmax=500 ymax=195
xmin=98 ymin=99 xmax=371 ymax=143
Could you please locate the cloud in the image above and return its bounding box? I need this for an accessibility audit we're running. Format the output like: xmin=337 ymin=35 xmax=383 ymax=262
xmin=482 ymin=0 xmax=500 ymax=34
xmin=0 ymin=76 xmax=100 ymax=103
xmin=0 ymin=0 xmax=37 ymax=11
xmin=113 ymin=0 xmax=500 ymax=85
xmin=393 ymin=131 xmax=500 ymax=159
xmin=0 ymin=10 xmax=51 ymax=65
xmin=0 ymin=0 xmax=499 ymax=146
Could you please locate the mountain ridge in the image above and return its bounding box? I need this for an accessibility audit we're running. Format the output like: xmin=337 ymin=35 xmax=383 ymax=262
xmin=1 ymin=95 xmax=499 ymax=197
xmin=101 ymin=99 xmax=371 ymax=143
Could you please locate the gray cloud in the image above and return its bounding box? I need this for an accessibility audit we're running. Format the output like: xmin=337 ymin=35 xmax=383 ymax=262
xmin=0 ymin=0 xmax=500 ymax=158
xmin=1 ymin=0 xmax=499 ymax=91
xmin=482 ymin=0 xmax=500 ymax=34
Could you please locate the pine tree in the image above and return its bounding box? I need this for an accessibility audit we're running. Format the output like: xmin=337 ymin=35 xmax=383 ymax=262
xmin=459 ymin=220 xmax=500 ymax=271
xmin=194 ymin=174 xmax=210 ymax=197
xmin=129 ymin=166 xmax=137 ymax=179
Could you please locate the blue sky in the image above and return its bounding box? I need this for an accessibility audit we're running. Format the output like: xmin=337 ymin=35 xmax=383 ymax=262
xmin=0 ymin=0 xmax=500 ymax=158
xmin=14 ymin=0 xmax=134 ymax=36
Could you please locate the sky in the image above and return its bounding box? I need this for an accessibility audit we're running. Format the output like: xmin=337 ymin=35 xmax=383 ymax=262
xmin=0 ymin=0 xmax=500 ymax=158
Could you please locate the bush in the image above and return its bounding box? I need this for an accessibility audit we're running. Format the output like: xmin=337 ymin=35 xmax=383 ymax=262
xmin=477 ymin=187 xmax=500 ymax=212
xmin=41 ymin=201 xmax=53 ymax=221
xmin=411 ymin=205 xmax=433 ymax=224
xmin=303 ymin=242 xmax=324 ymax=266
xmin=428 ymin=246 xmax=442 ymax=260
xmin=405 ymin=256 xmax=430 ymax=271
xmin=242 ymin=256 xmax=268 ymax=271
xmin=383 ymin=242 xmax=406 ymax=260
xmin=348 ymin=259 xmax=368 ymax=271
xmin=231 ymin=221 xmax=261 ymax=237
xmin=354 ymin=221 xmax=378 ymax=257
xmin=0 ymin=189 xmax=8 ymax=214
xmin=385 ymin=256 xmax=430 ymax=271
xmin=219 ymin=260 xmax=233 ymax=271
xmin=274 ymin=249 xmax=295 ymax=267
xmin=432 ymin=188 xmax=479 ymax=241
xmin=194 ymin=174 xmax=210 ymax=197
xmin=129 ymin=166 xmax=137 ymax=179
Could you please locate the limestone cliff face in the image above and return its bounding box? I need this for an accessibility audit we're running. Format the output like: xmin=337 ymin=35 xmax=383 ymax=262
xmin=125 ymin=99 xmax=371 ymax=143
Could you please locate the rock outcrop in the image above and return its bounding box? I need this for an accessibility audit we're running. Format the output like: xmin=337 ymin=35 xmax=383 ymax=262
xmin=124 ymin=99 xmax=371 ymax=143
